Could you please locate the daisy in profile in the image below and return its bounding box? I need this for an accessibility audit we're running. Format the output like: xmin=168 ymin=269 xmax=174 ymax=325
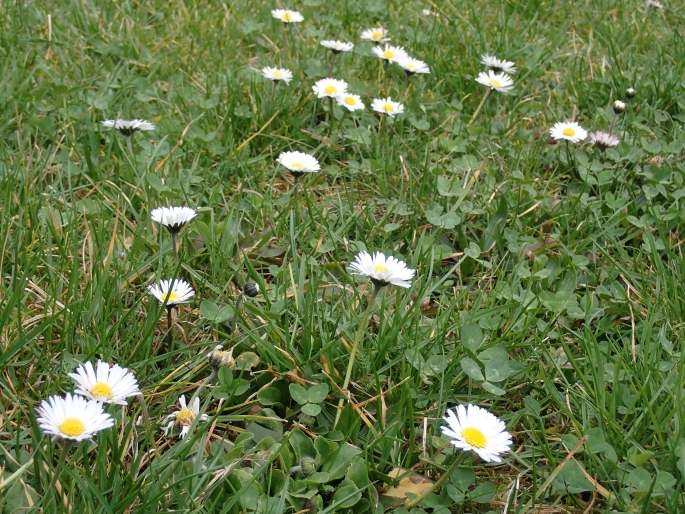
xmin=550 ymin=121 xmax=588 ymax=143
xmin=480 ymin=54 xmax=517 ymax=74
xmin=261 ymin=67 xmax=293 ymax=84
xmin=163 ymin=395 xmax=209 ymax=439
xmin=36 ymin=393 xmax=114 ymax=442
xmin=271 ymin=8 xmax=303 ymax=24
xmin=397 ymin=56 xmax=430 ymax=75
xmin=312 ymin=78 xmax=348 ymax=98
xmin=336 ymin=93 xmax=365 ymax=112
xmin=101 ymin=119 xmax=155 ymax=136
xmin=371 ymin=97 xmax=405 ymax=117
xmin=371 ymin=44 xmax=408 ymax=63
xmin=148 ymin=279 xmax=195 ymax=307
xmin=277 ymin=151 xmax=320 ymax=176
xmin=349 ymin=251 xmax=415 ymax=288
xmin=441 ymin=404 xmax=512 ymax=463
xmin=151 ymin=206 xmax=197 ymax=234
xmin=476 ymin=70 xmax=514 ymax=93
xmin=589 ymin=131 xmax=620 ymax=150
xmin=69 ymin=361 xmax=140 ymax=405
xmin=321 ymin=40 xmax=354 ymax=53
xmin=360 ymin=27 xmax=390 ymax=43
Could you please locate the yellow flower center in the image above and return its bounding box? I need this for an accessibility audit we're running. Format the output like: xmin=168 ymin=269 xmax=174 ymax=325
xmin=383 ymin=50 xmax=394 ymax=59
xmin=562 ymin=127 xmax=576 ymax=137
xmin=324 ymin=85 xmax=337 ymax=95
xmin=490 ymin=79 xmax=502 ymax=89
xmin=462 ymin=427 xmax=487 ymax=448
xmin=272 ymin=70 xmax=282 ymax=78
xmin=91 ymin=382 xmax=113 ymax=400
xmin=344 ymin=96 xmax=356 ymax=106
xmin=59 ymin=418 xmax=86 ymax=437
xmin=373 ymin=264 xmax=388 ymax=273
xmin=176 ymin=408 xmax=196 ymax=426
xmin=290 ymin=162 xmax=304 ymax=170
xmin=383 ymin=103 xmax=394 ymax=113
xmin=372 ymin=31 xmax=382 ymax=40
xmin=281 ymin=12 xmax=292 ymax=22
xmin=164 ymin=292 xmax=179 ymax=302
xmin=407 ymin=63 xmax=415 ymax=70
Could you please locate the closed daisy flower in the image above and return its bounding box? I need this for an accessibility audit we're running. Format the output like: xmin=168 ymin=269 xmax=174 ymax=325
xmin=321 ymin=40 xmax=354 ymax=53
xmin=207 ymin=344 xmax=235 ymax=369
xmin=349 ymin=251 xmax=415 ymax=288
xmin=36 ymin=393 xmax=114 ymax=442
xmin=151 ymin=206 xmax=197 ymax=234
xmin=163 ymin=395 xmax=209 ymax=439
xmin=101 ymin=119 xmax=155 ymax=136
xmin=589 ymin=131 xmax=620 ymax=150
xmin=475 ymin=70 xmax=514 ymax=93
xmin=312 ymin=78 xmax=348 ymax=98
xmin=148 ymin=279 xmax=195 ymax=306
xmin=441 ymin=404 xmax=513 ymax=463
xmin=271 ymin=9 xmax=303 ymax=23
xmin=360 ymin=27 xmax=390 ymax=43
xmin=371 ymin=44 xmax=408 ymax=63
xmin=397 ymin=56 xmax=430 ymax=75
xmin=277 ymin=151 xmax=320 ymax=174
xmin=336 ymin=93 xmax=365 ymax=112
xmin=69 ymin=360 xmax=140 ymax=405
xmin=480 ymin=54 xmax=517 ymax=74
xmin=261 ymin=67 xmax=293 ymax=83
xmin=550 ymin=121 xmax=588 ymax=143
xmin=371 ymin=97 xmax=404 ymax=117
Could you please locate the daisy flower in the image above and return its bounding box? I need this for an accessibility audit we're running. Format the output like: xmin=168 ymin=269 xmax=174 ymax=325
xmin=550 ymin=121 xmax=588 ymax=143
xmin=336 ymin=93 xmax=365 ymax=112
xmin=271 ymin=9 xmax=303 ymax=23
xmin=277 ymin=151 xmax=320 ymax=174
xmin=36 ymin=393 xmax=114 ymax=442
xmin=371 ymin=97 xmax=405 ymax=117
xmin=397 ymin=56 xmax=430 ymax=75
xmin=69 ymin=360 xmax=140 ymax=405
xmin=101 ymin=119 xmax=155 ymax=136
xmin=148 ymin=279 xmax=195 ymax=306
xmin=371 ymin=45 xmax=408 ymax=63
xmin=441 ymin=404 xmax=513 ymax=463
xmin=151 ymin=206 xmax=197 ymax=234
xmin=261 ymin=67 xmax=293 ymax=83
xmin=321 ymin=40 xmax=354 ymax=53
xmin=207 ymin=344 xmax=235 ymax=369
xmin=349 ymin=251 xmax=415 ymax=288
xmin=589 ymin=131 xmax=620 ymax=150
xmin=480 ymin=54 xmax=517 ymax=74
xmin=312 ymin=78 xmax=348 ymax=98
xmin=163 ymin=395 xmax=208 ymax=438
xmin=475 ymin=70 xmax=514 ymax=93
xmin=360 ymin=27 xmax=390 ymax=43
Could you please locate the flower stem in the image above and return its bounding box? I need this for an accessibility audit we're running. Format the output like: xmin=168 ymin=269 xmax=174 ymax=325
xmin=405 ymin=453 xmax=465 ymax=508
xmin=165 ymin=306 xmax=173 ymax=349
xmin=467 ymin=88 xmax=491 ymax=127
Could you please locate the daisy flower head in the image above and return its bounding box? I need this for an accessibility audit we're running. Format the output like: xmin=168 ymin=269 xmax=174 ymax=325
xmin=360 ymin=27 xmax=390 ymax=43
xmin=151 ymin=206 xmax=197 ymax=234
xmin=163 ymin=395 xmax=208 ymax=438
xmin=271 ymin=8 xmax=303 ymax=24
xmin=148 ymin=279 xmax=195 ymax=307
xmin=277 ymin=151 xmax=320 ymax=175
xmin=69 ymin=360 xmax=140 ymax=405
xmin=36 ymin=393 xmax=114 ymax=442
xmin=312 ymin=78 xmax=348 ymax=98
xmin=101 ymin=119 xmax=155 ymax=136
xmin=349 ymin=251 xmax=415 ymax=288
xmin=371 ymin=97 xmax=405 ymax=117
xmin=480 ymin=54 xmax=517 ymax=74
xmin=397 ymin=56 xmax=430 ymax=75
xmin=336 ymin=93 xmax=365 ymax=112
xmin=476 ymin=70 xmax=514 ymax=93
xmin=589 ymin=131 xmax=620 ymax=150
xmin=371 ymin=44 xmax=408 ymax=63
xmin=550 ymin=121 xmax=588 ymax=143
xmin=321 ymin=40 xmax=354 ymax=53
xmin=207 ymin=344 xmax=235 ymax=369
xmin=441 ymin=404 xmax=512 ymax=463
xmin=261 ymin=67 xmax=293 ymax=84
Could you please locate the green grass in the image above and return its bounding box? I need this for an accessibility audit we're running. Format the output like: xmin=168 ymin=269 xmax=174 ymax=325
xmin=1 ymin=0 xmax=685 ymax=512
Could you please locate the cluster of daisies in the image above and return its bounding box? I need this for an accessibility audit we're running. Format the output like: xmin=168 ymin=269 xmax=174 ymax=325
xmin=476 ymin=54 xmax=516 ymax=93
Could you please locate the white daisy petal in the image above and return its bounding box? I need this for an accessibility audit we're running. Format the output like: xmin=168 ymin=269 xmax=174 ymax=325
xmin=148 ymin=279 xmax=195 ymax=306
xmin=101 ymin=119 xmax=155 ymax=135
xmin=276 ymin=151 xmax=320 ymax=174
xmin=397 ymin=56 xmax=430 ymax=75
xmin=36 ymin=393 xmax=114 ymax=442
xmin=360 ymin=27 xmax=390 ymax=43
xmin=475 ymin=70 xmax=514 ymax=93
xmin=480 ymin=54 xmax=517 ymax=74
xmin=151 ymin=206 xmax=197 ymax=233
xmin=441 ymin=404 xmax=512 ymax=463
xmin=336 ymin=93 xmax=365 ymax=112
xmin=271 ymin=9 xmax=303 ymax=24
xmin=321 ymin=40 xmax=354 ymax=53
xmin=589 ymin=131 xmax=620 ymax=149
xmin=371 ymin=45 xmax=408 ymax=63
xmin=550 ymin=121 xmax=588 ymax=143
xmin=312 ymin=78 xmax=348 ymax=98
xmin=69 ymin=360 xmax=140 ymax=405
xmin=261 ymin=67 xmax=293 ymax=83
xmin=163 ymin=394 xmax=207 ymax=439
xmin=371 ymin=97 xmax=404 ymax=117
xmin=348 ymin=251 xmax=415 ymax=288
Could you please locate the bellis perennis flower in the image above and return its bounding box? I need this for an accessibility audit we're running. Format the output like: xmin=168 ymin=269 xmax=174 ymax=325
xmin=480 ymin=54 xmax=517 ymax=74
xmin=360 ymin=27 xmax=390 ymax=43
xmin=277 ymin=151 xmax=320 ymax=174
xmin=261 ymin=67 xmax=293 ymax=83
xmin=441 ymin=404 xmax=513 ymax=463
xmin=371 ymin=97 xmax=404 ymax=117
xmin=36 ymin=393 xmax=114 ymax=442
xmin=476 ymin=70 xmax=514 ymax=93
xmin=312 ymin=78 xmax=348 ymax=98
xmin=336 ymin=93 xmax=365 ymax=112
xmin=69 ymin=360 xmax=140 ymax=405
xmin=163 ymin=395 xmax=208 ymax=439
xmin=550 ymin=121 xmax=588 ymax=143
xmin=151 ymin=206 xmax=197 ymax=233
xmin=589 ymin=131 xmax=620 ymax=150
xmin=101 ymin=119 xmax=155 ymax=136
xmin=372 ymin=44 xmax=408 ymax=63
xmin=349 ymin=251 xmax=415 ymax=288
xmin=321 ymin=40 xmax=354 ymax=53
xmin=271 ymin=9 xmax=303 ymax=23
xmin=398 ymin=56 xmax=430 ymax=75
xmin=148 ymin=279 xmax=195 ymax=306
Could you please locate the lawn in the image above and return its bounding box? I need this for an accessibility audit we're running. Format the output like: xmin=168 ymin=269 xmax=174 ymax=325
xmin=1 ymin=0 xmax=684 ymax=512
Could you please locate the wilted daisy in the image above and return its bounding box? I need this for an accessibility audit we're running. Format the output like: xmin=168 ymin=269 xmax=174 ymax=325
xmin=312 ymin=78 xmax=348 ymax=98
xmin=480 ymin=54 xmax=517 ymax=74
xmin=69 ymin=361 xmax=140 ymax=405
xmin=371 ymin=97 xmax=405 ymax=117
xmin=151 ymin=206 xmax=197 ymax=234
xmin=321 ymin=40 xmax=354 ymax=53
xmin=277 ymin=151 xmax=320 ymax=175
xmin=36 ymin=393 xmax=114 ymax=442
xmin=148 ymin=279 xmax=195 ymax=306
xmin=336 ymin=93 xmax=365 ymax=112
xmin=271 ymin=8 xmax=303 ymax=23
xmin=441 ymin=404 xmax=512 ymax=463
xmin=163 ymin=395 xmax=208 ymax=438
xmin=349 ymin=251 xmax=415 ymax=288
xmin=476 ymin=70 xmax=514 ymax=93
xmin=101 ymin=119 xmax=155 ymax=136
xmin=550 ymin=121 xmax=588 ymax=143
xmin=371 ymin=44 xmax=408 ymax=63
xmin=261 ymin=67 xmax=293 ymax=83
xmin=360 ymin=27 xmax=390 ymax=43
xmin=397 ymin=56 xmax=430 ymax=75
xmin=207 ymin=344 xmax=235 ymax=369
xmin=589 ymin=131 xmax=620 ymax=150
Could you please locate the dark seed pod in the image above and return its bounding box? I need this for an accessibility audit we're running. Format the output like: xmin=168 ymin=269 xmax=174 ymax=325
xmin=243 ymin=280 xmax=260 ymax=297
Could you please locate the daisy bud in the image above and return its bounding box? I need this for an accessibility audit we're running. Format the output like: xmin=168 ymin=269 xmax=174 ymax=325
xmin=207 ymin=345 xmax=235 ymax=369
xmin=613 ymin=100 xmax=626 ymax=114
xmin=243 ymin=280 xmax=260 ymax=297
xmin=626 ymin=87 xmax=636 ymax=99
